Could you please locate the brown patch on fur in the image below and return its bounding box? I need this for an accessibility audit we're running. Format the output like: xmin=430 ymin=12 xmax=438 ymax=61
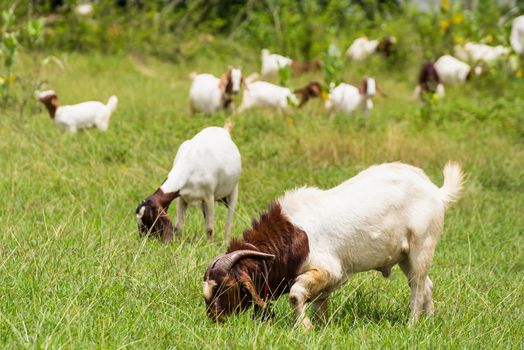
xmin=38 ymin=93 xmax=59 ymax=119
xmin=376 ymin=36 xmax=396 ymax=57
xmin=358 ymin=79 xmax=368 ymax=95
xmin=418 ymin=62 xmax=441 ymax=94
xmin=294 ymin=81 xmax=323 ymax=107
xmin=136 ymin=187 xmax=179 ymax=241
xmin=291 ymin=60 xmax=322 ymax=75
xmin=203 ymin=202 xmax=310 ymax=321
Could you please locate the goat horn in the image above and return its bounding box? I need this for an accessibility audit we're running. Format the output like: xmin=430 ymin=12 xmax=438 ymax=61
xmin=210 ymin=250 xmax=275 ymax=272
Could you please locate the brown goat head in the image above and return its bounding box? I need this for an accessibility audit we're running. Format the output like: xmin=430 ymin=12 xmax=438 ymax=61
xmin=37 ymin=90 xmax=59 ymax=119
xmin=136 ymin=188 xmax=179 ymax=241
xmin=203 ymin=250 xmax=275 ymax=322
xmin=294 ymin=81 xmax=324 ymax=107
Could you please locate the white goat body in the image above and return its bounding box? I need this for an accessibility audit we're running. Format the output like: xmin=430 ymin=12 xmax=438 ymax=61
xmin=238 ymin=81 xmax=298 ymax=112
xmin=511 ymin=15 xmax=524 ymax=55
xmin=434 ymin=55 xmax=475 ymax=85
xmin=281 ymin=162 xmax=464 ymax=328
xmin=455 ymin=42 xmax=510 ymax=64
xmin=160 ymin=126 xmax=241 ymax=239
xmin=325 ymin=78 xmax=376 ymax=114
xmin=346 ymin=37 xmax=380 ymax=61
xmin=261 ymin=49 xmax=292 ymax=77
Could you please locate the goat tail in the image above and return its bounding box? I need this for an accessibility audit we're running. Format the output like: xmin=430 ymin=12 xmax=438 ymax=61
xmin=440 ymin=161 xmax=465 ymax=208
xmin=224 ymin=118 xmax=234 ymax=134
xmin=106 ymin=95 xmax=118 ymax=112
xmin=189 ymin=72 xmax=197 ymax=80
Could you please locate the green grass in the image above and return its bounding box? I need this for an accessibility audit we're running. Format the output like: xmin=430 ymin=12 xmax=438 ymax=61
xmin=1 ymin=52 xmax=523 ymax=348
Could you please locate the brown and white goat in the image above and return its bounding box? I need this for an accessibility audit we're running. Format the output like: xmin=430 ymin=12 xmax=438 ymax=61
xmin=136 ymin=123 xmax=241 ymax=241
xmin=189 ymin=67 xmax=247 ymax=115
xmin=204 ymin=162 xmax=464 ymax=328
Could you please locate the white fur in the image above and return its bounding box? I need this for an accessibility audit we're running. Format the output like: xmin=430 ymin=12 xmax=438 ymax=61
xmin=39 ymin=90 xmax=118 ymax=132
xmin=281 ymin=162 xmax=464 ymax=327
xmin=189 ymin=69 xmax=243 ymax=114
xmin=238 ymin=81 xmax=298 ymax=112
xmin=160 ymin=127 xmax=241 ymax=239
xmin=434 ymin=55 xmax=478 ymax=85
xmin=261 ymin=49 xmax=292 ymax=77
xmin=325 ymin=78 xmax=376 ymax=115
xmin=511 ymin=15 xmax=524 ymax=55
xmin=454 ymin=42 xmax=510 ymax=64
xmin=346 ymin=37 xmax=380 ymax=61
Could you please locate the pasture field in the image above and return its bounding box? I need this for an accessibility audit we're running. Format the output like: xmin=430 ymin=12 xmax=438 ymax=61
xmin=1 ymin=52 xmax=523 ymax=348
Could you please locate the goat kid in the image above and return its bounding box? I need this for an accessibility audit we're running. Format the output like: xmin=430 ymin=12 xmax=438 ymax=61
xmin=203 ymin=162 xmax=464 ymax=329
xmin=454 ymin=42 xmax=510 ymax=65
xmin=37 ymin=90 xmax=118 ymax=132
xmin=325 ymin=77 xmax=382 ymax=115
xmin=261 ymin=49 xmax=292 ymax=77
xmin=189 ymin=67 xmax=246 ymax=115
xmin=346 ymin=36 xmax=396 ymax=61
xmin=136 ymin=122 xmax=241 ymax=242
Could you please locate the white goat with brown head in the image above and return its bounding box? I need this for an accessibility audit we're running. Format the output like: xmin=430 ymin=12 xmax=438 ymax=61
xmin=203 ymin=162 xmax=464 ymax=328
xmin=189 ymin=67 xmax=246 ymax=115
xmin=136 ymin=122 xmax=241 ymax=242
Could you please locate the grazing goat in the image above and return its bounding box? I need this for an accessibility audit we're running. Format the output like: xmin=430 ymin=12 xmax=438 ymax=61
xmin=454 ymin=42 xmax=510 ymax=65
xmin=37 ymin=90 xmax=118 ymax=132
xmin=325 ymin=77 xmax=382 ymax=115
xmin=136 ymin=122 xmax=241 ymax=242
xmin=203 ymin=162 xmax=464 ymax=329
xmin=346 ymin=36 xmax=396 ymax=61
xmin=261 ymin=49 xmax=292 ymax=77
xmin=414 ymin=62 xmax=445 ymax=99
xmin=433 ymin=55 xmax=481 ymax=85
xmin=189 ymin=67 xmax=246 ymax=115
xmin=238 ymin=81 xmax=323 ymax=113
xmin=511 ymin=15 xmax=524 ymax=56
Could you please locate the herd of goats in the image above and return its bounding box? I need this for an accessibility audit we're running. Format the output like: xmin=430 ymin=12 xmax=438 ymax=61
xmin=32 ymin=14 xmax=524 ymax=327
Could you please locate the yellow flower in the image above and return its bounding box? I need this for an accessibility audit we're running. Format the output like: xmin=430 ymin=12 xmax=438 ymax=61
xmin=452 ymin=13 xmax=464 ymax=24
xmin=441 ymin=0 xmax=450 ymax=10
xmin=0 ymin=76 xmax=4 ymax=86
xmin=516 ymin=69 xmax=523 ymax=78
xmin=285 ymin=116 xmax=294 ymax=126
xmin=440 ymin=19 xmax=449 ymax=33
xmin=454 ymin=35 xmax=463 ymax=44
xmin=485 ymin=34 xmax=493 ymax=43
xmin=7 ymin=74 xmax=14 ymax=85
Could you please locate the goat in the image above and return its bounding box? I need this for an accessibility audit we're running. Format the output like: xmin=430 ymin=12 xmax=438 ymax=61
xmin=433 ymin=55 xmax=481 ymax=85
xmin=189 ymin=67 xmax=246 ymax=115
xmin=325 ymin=77 xmax=382 ymax=115
xmin=136 ymin=122 xmax=241 ymax=242
xmin=203 ymin=162 xmax=464 ymax=329
xmin=37 ymin=90 xmax=118 ymax=132
xmin=414 ymin=62 xmax=445 ymax=99
xmin=237 ymin=81 xmax=323 ymax=113
xmin=454 ymin=42 xmax=510 ymax=65
xmin=346 ymin=36 xmax=396 ymax=61
xmin=511 ymin=15 xmax=524 ymax=56
xmin=261 ymin=49 xmax=292 ymax=77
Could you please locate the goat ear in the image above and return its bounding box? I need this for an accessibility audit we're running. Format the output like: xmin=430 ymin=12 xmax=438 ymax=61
xmin=218 ymin=75 xmax=227 ymax=93
xmin=238 ymin=272 xmax=266 ymax=308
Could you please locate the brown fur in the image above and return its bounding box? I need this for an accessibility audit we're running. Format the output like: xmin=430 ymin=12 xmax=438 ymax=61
xmin=38 ymin=93 xmax=59 ymax=119
xmin=418 ymin=62 xmax=441 ymax=94
xmin=203 ymin=202 xmax=310 ymax=321
xmin=291 ymin=60 xmax=322 ymax=75
xmin=293 ymin=81 xmax=323 ymax=107
xmin=358 ymin=79 xmax=368 ymax=95
xmin=376 ymin=36 xmax=396 ymax=57
xmin=136 ymin=187 xmax=179 ymax=241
